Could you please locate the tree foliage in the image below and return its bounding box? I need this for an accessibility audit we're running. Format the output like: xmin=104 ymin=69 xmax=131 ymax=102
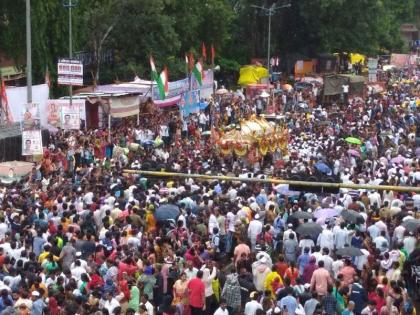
xmin=0 ymin=0 xmax=416 ymax=94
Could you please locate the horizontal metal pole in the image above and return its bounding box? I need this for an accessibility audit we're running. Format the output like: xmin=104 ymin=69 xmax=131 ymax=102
xmin=122 ymin=170 xmax=420 ymax=193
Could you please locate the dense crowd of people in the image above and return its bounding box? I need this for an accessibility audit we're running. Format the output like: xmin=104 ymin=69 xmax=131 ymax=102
xmin=0 ymin=65 xmax=418 ymax=315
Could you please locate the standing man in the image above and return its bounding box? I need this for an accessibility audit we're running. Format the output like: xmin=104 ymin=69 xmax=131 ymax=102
xmin=188 ymin=270 xmax=206 ymax=315
xmin=310 ymin=261 xmax=332 ymax=297
xmin=248 ymin=213 xmax=263 ymax=252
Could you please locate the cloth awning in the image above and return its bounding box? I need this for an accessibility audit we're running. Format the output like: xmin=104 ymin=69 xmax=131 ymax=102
xmin=110 ymin=95 xmax=140 ymax=118
xmin=154 ymin=95 xmax=182 ymax=108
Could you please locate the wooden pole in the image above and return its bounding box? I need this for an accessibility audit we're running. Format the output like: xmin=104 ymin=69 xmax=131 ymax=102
xmin=122 ymin=169 xmax=420 ymax=193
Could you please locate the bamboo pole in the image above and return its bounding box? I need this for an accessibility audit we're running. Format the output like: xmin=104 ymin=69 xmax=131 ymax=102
xmin=122 ymin=170 xmax=420 ymax=193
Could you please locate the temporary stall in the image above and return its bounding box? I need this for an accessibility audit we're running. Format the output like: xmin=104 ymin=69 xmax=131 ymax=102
xmin=316 ymin=53 xmax=338 ymax=73
xmin=323 ymin=74 xmax=366 ymax=96
xmin=294 ymin=60 xmax=316 ymax=78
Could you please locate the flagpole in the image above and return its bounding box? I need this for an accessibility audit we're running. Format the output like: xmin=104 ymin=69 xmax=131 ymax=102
xmin=0 ymin=68 xmax=3 ymax=124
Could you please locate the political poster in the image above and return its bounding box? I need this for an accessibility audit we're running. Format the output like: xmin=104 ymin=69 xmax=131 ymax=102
xmin=22 ymin=130 xmax=43 ymax=156
xmin=46 ymin=100 xmax=62 ymax=128
xmin=61 ymin=102 xmax=80 ymax=130
xmin=21 ymin=103 xmax=40 ymax=130
xmin=179 ymin=90 xmax=208 ymax=117
xmin=46 ymin=99 xmax=85 ymax=129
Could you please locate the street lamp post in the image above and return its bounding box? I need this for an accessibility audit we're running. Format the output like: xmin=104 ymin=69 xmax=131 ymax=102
xmin=26 ymin=0 xmax=32 ymax=104
xmin=63 ymin=0 xmax=78 ymax=107
xmin=251 ymin=2 xmax=291 ymax=86
xmin=251 ymin=2 xmax=290 ymax=114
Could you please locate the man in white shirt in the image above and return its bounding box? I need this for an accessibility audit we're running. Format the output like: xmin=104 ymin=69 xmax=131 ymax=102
xmin=208 ymin=210 xmax=219 ymax=236
xmin=334 ymin=223 xmax=351 ymax=249
xmin=140 ymin=294 xmax=154 ymax=315
xmin=244 ymin=291 xmax=263 ymax=315
xmin=185 ymin=260 xmax=198 ymax=280
xmin=102 ymin=292 xmax=120 ymax=315
xmin=317 ymin=225 xmax=334 ymax=252
xmin=225 ymin=209 xmax=236 ymax=254
xmin=403 ymin=232 xmax=417 ymax=255
xmin=283 ymin=224 xmax=296 ymax=243
xmin=214 ymin=299 xmax=229 ymax=315
xmin=393 ymin=225 xmax=406 ymax=244
xmin=373 ymin=231 xmax=389 ymax=253
xmin=321 ymin=248 xmax=334 ymax=274
xmin=248 ymin=214 xmax=263 ymax=251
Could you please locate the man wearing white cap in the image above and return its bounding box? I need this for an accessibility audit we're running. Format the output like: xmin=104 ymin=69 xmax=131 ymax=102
xmin=283 ymin=223 xmax=296 ymax=243
xmin=31 ymin=290 xmax=46 ymax=315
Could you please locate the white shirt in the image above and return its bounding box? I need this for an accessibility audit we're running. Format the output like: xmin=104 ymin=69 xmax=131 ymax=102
xmin=140 ymin=301 xmax=154 ymax=315
xmin=248 ymin=220 xmax=263 ymax=240
xmin=244 ymin=300 xmax=263 ymax=315
xmin=214 ymin=307 xmax=229 ymax=315
xmin=332 ymin=260 xmax=344 ymax=279
xmin=317 ymin=229 xmax=334 ymax=250
xmin=403 ymin=236 xmax=417 ymax=255
xmin=342 ymin=85 xmax=349 ymax=93
xmin=208 ymin=214 xmax=219 ymax=235
xmin=71 ymin=266 xmax=86 ymax=281
xmin=0 ymin=223 xmax=8 ymax=240
xmin=393 ymin=226 xmax=406 ymax=243
xmin=226 ymin=212 xmax=236 ymax=232
xmin=185 ymin=267 xmax=198 ymax=280
xmin=103 ymin=298 xmax=120 ymax=315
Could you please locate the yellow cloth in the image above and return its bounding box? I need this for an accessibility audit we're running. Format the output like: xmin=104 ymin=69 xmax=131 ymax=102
xmin=145 ymin=210 xmax=156 ymax=233
xmin=264 ymin=271 xmax=283 ymax=298
xmin=37 ymin=251 xmax=59 ymax=264
xmin=350 ymin=53 xmax=366 ymax=65
xmin=238 ymin=65 xmax=269 ymax=86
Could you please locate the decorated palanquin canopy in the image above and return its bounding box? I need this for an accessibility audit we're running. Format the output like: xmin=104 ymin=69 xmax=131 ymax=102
xmin=216 ymin=116 xmax=288 ymax=159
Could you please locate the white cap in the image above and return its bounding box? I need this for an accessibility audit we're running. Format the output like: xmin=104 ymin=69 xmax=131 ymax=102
xmin=32 ymin=291 xmax=40 ymax=297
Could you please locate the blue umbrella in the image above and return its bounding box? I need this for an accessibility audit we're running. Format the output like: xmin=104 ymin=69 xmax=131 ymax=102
xmin=154 ymin=204 xmax=180 ymax=221
xmin=314 ymin=162 xmax=332 ymax=174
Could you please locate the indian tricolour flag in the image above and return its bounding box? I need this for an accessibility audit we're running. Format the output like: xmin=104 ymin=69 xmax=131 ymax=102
xmin=150 ymin=56 xmax=168 ymax=100
xmin=192 ymin=61 xmax=204 ymax=86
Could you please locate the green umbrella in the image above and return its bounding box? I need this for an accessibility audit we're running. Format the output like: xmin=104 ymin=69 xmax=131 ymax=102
xmin=345 ymin=137 xmax=362 ymax=145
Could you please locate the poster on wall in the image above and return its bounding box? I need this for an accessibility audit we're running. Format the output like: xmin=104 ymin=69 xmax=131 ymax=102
xmin=22 ymin=130 xmax=43 ymax=156
xmin=46 ymin=99 xmax=84 ymax=129
xmin=21 ymin=103 xmax=40 ymax=130
xmin=61 ymin=102 xmax=80 ymax=130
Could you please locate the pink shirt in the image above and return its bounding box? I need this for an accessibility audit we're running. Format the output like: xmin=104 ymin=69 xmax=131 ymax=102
xmin=310 ymin=267 xmax=332 ymax=296
xmin=339 ymin=266 xmax=356 ymax=287
xmin=234 ymin=243 xmax=250 ymax=264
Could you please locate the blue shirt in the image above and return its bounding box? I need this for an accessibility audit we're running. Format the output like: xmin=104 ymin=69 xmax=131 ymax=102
xmin=31 ymin=298 xmax=46 ymax=315
xmin=297 ymin=253 xmax=310 ymax=274
xmin=279 ymin=295 xmax=298 ymax=315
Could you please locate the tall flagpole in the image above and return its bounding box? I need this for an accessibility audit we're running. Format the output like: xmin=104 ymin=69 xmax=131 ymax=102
xmin=26 ymin=0 xmax=32 ymax=104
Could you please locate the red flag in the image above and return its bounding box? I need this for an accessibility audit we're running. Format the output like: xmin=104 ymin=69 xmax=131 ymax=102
xmin=0 ymin=81 xmax=13 ymax=123
xmin=188 ymin=52 xmax=195 ymax=72
xmin=202 ymin=42 xmax=207 ymax=61
xmin=211 ymin=44 xmax=216 ymax=64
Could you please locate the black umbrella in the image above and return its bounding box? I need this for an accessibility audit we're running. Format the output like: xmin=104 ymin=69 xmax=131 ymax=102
xmin=336 ymin=246 xmax=363 ymax=257
xmin=291 ymin=211 xmax=313 ymax=220
xmin=296 ymin=222 xmax=323 ymax=238
xmin=401 ymin=219 xmax=420 ymax=232
xmin=341 ymin=210 xmax=365 ymax=224
xmin=154 ymin=204 xmax=180 ymax=221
